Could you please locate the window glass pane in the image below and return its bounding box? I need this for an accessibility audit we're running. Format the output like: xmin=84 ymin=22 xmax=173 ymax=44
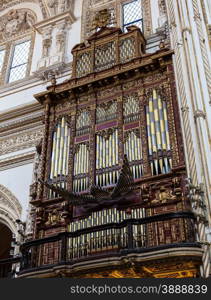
xmin=9 ymin=65 xmax=27 ymax=83
xmin=8 ymin=40 xmax=31 ymax=83
xmin=123 ymin=0 xmax=143 ymax=31
xmin=0 ymin=49 xmax=5 ymax=71
xmin=11 ymin=41 xmax=31 ymax=67
xmin=123 ymin=0 xmax=142 ymax=24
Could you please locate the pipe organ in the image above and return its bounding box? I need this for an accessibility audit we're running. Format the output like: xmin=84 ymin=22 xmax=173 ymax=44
xmin=73 ymin=143 xmax=90 ymax=192
xmin=124 ymin=130 xmax=143 ymax=179
xmin=29 ymin=23 xmax=199 ymax=279
xmin=146 ymin=89 xmax=172 ymax=176
xmin=49 ymin=117 xmax=71 ymax=198
xmin=96 ymin=129 xmax=119 ymax=187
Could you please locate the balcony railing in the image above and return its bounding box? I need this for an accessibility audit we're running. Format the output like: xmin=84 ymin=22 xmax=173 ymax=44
xmin=19 ymin=212 xmax=199 ymax=275
xmin=0 ymin=257 xmax=20 ymax=278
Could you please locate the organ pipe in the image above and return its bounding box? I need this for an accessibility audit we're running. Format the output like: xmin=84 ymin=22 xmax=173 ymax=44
xmin=124 ymin=131 xmax=143 ymax=179
xmin=96 ymin=129 xmax=119 ymax=187
xmin=73 ymin=143 xmax=89 ymax=192
xmin=49 ymin=118 xmax=71 ymax=198
xmin=146 ymin=89 xmax=172 ymax=175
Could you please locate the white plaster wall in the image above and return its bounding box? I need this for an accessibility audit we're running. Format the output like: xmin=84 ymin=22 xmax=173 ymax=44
xmin=66 ymin=0 xmax=83 ymax=62
xmin=30 ymin=32 xmax=43 ymax=74
xmin=0 ymin=163 xmax=33 ymax=221
xmin=150 ymin=0 xmax=160 ymax=33
xmin=0 ymin=84 xmax=46 ymax=112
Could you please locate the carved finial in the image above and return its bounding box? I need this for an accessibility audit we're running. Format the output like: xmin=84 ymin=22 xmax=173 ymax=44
xmin=92 ymin=9 xmax=111 ymax=30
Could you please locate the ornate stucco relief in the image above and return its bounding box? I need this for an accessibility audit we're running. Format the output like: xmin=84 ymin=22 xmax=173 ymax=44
xmin=0 ymin=0 xmax=47 ymax=18
xmin=0 ymin=128 xmax=44 ymax=156
xmin=0 ymin=8 xmax=37 ymax=43
xmin=44 ymin=0 xmax=74 ymax=16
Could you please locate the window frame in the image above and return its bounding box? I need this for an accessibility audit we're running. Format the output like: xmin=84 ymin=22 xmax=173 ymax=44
xmin=0 ymin=48 xmax=6 ymax=72
xmin=121 ymin=0 xmax=144 ymax=33
xmin=0 ymin=33 xmax=35 ymax=86
xmin=6 ymin=37 xmax=33 ymax=84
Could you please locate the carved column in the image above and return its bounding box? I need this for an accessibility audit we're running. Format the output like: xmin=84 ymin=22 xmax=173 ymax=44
xmin=89 ymin=101 xmax=96 ymax=186
xmin=138 ymin=88 xmax=151 ymax=176
xmin=42 ymin=26 xmax=53 ymax=58
xmin=117 ymin=95 xmax=124 ymax=165
xmin=56 ymin=21 xmax=67 ymax=61
xmin=68 ymin=102 xmax=77 ymax=192
xmin=162 ymin=82 xmax=180 ymax=168
xmin=37 ymin=95 xmax=51 ymax=201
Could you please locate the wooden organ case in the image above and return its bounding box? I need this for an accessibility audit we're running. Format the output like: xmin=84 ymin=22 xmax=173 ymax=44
xmin=22 ymin=25 xmax=202 ymax=278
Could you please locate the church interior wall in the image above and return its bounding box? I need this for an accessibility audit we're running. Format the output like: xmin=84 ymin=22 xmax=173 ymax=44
xmin=0 ymin=163 xmax=33 ymax=221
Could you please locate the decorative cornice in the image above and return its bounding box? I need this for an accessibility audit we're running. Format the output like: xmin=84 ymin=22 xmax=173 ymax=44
xmin=0 ymin=150 xmax=35 ymax=171
xmin=33 ymin=8 xmax=76 ymax=31
xmin=34 ymin=62 xmax=67 ymax=81
xmin=0 ymin=111 xmax=43 ymax=133
xmin=0 ymin=128 xmax=43 ymax=156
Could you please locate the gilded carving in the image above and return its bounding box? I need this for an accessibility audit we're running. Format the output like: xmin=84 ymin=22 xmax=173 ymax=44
xmin=151 ymin=186 xmax=176 ymax=204
xmin=92 ymin=9 xmax=111 ymax=29
xmin=45 ymin=209 xmax=65 ymax=226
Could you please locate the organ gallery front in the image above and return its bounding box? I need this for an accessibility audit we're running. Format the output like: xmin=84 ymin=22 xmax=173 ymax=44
xmin=19 ymin=13 xmax=203 ymax=278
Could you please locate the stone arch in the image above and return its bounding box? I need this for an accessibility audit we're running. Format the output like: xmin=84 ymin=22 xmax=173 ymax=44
xmin=0 ymin=184 xmax=22 ymax=235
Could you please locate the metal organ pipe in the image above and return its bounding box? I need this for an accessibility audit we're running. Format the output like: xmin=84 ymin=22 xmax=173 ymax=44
xmin=73 ymin=143 xmax=89 ymax=192
xmin=146 ymin=90 xmax=172 ymax=175
xmin=49 ymin=118 xmax=70 ymax=198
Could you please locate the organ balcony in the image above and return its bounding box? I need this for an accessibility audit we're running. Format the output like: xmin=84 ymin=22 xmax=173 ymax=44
xmin=14 ymin=19 xmax=203 ymax=278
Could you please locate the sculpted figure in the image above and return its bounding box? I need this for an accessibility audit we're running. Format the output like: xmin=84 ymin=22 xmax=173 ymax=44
xmin=151 ymin=186 xmax=176 ymax=204
xmin=47 ymin=0 xmax=57 ymax=16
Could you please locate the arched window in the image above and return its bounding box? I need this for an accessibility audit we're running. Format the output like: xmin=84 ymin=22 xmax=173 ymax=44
xmin=0 ymin=9 xmax=36 ymax=85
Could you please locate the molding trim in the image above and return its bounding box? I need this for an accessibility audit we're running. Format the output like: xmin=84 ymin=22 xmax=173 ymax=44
xmin=0 ymin=151 xmax=35 ymax=171
xmin=0 ymin=128 xmax=43 ymax=156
